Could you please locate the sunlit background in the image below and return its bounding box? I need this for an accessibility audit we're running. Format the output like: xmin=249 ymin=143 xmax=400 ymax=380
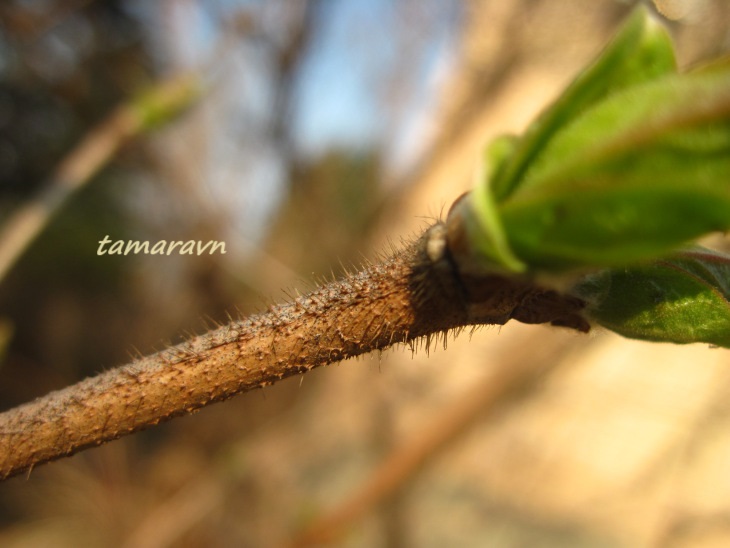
xmin=0 ymin=1 xmax=729 ymax=546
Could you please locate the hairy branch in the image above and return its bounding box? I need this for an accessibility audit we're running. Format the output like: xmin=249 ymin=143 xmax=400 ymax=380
xmin=0 ymin=223 xmax=588 ymax=480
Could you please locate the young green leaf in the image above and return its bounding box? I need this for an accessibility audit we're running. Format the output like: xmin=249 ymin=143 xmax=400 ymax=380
xmin=453 ymin=135 xmax=526 ymax=273
xmin=447 ymin=6 xmax=685 ymax=275
xmin=500 ymin=65 xmax=730 ymax=270
xmin=575 ymin=248 xmax=730 ymax=348
xmin=492 ymin=5 xmax=676 ymax=201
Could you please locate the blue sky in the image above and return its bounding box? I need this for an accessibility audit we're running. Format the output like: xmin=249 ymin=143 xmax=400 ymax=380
xmin=128 ymin=0 xmax=460 ymax=165
xmin=291 ymin=0 xmax=460 ymax=165
xmin=123 ymin=0 xmax=460 ymax=247
xmin=292 ymin=0 xmax=397 ymax=156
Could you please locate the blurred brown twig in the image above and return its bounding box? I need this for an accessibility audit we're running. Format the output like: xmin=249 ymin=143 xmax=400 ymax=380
xmin=0 ymin=71 xmax=201 ymax=284
xmin=287 ymin=332 xmax=580 ymax=547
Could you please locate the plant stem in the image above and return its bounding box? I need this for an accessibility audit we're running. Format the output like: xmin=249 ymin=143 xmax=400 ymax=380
xmin=0 ymin=223 xmax=588 ymax=480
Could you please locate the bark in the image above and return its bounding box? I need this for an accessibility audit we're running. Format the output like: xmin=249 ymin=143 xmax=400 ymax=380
xmin=0 ymin=222 xmax=588 ymax=480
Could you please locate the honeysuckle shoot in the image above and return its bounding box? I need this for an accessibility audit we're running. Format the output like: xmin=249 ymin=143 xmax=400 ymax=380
xmin=446 ymin=6 xmax=730 ymax=347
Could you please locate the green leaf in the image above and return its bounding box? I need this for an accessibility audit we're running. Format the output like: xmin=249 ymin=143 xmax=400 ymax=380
xmin=444 ymin=6 xmax=730 ymax=347
xmin=461 ymin=135 xmax=526 ymax=273
xmin=492 ymin=5 xmax=676 ymax=201
xmin=499 ymin=66 xmax=730 ymax=270
xmin=449 ymin=6 xmax=684 ymax=274
xmin=575 ymin=248 xmax=730 ymax=347
xmin=132 ymin=73 xmax=202 ymax=130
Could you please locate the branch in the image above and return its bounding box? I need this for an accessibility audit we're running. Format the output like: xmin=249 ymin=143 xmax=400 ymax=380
xmin=0 ymin=223 xmax=588 ymax=480
xmin=0 ymin=72 xmax=200 ymax=284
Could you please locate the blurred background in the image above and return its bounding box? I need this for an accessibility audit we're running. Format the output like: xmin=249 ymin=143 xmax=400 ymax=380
xmin=0 ymin=0 xmax=729 ymax=546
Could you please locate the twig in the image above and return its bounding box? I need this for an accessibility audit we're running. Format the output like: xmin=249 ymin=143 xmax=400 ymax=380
xmin=0 ymin=71 xmax=200 ymax=284
xmin=122 ymin=472 xmax=223 ymax=548
xmin=0 ymin=224 xmax=588 ymax=480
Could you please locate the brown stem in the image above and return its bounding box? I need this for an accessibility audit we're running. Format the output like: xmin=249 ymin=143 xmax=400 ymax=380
xmin=0 ymin=223 xmax=588 ymax=480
